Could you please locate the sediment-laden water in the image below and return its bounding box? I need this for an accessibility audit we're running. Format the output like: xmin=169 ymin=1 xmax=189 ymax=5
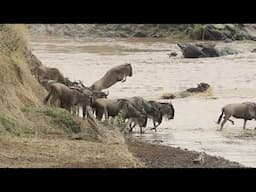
xmin=30 ymin=36 xmax=256 ymax=167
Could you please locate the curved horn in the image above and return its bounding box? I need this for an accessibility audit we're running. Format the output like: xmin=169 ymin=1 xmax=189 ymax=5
xmin=78 ymin=80 xmax=86 ymax=88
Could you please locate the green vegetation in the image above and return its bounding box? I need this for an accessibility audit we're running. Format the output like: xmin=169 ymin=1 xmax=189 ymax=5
xmin=114 ymin=112 xmax=125 ymax=126
xmin=0 ymin=114 xmax=23 ymax=136
xmin=0 ymin=114 xmax=16 ymax=131
xmin=21 ymin=106 xmax=81 ymax=134
xmin=190 ymin=24 xmax=205 ymax=40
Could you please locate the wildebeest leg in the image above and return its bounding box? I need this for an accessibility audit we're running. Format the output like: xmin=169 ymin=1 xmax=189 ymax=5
xmin=82 ymin=105 xmax=87 ymax=119
xmin=70 ymin=105 xmax=75 ymax=116
xmin=228 ymin=119 xmax=234 ymax=125
xmin=139 ymin=126 xmax=143 ymax=134
xmin=76 ymin=106 xmax=80 ymax=116
xmin=121 ymin=75 xmax=127 ymax=82
xmin=50 ymin=94 xmax=60 ymax=106
xmin=43 ymin=90 xmax=52 ymax=105
xmin=103 ymin=107 xmax=109 ymax=122
xmin=219 ymin=115 xmax=231 ymax=131
xmin=128 ymin=119 xmax=137 ymax=133
xmin=96 ymin=110 xmax=103 ymax=121
xmin=151 ymin=118 xmax=161 ymax=132
xmin=150 ymin=121 xmax=157 ymax=131
xmin=243 ymin=120 xmax=247 ymax=130
xmin=151 ymin=121 xmax=159 ymax=132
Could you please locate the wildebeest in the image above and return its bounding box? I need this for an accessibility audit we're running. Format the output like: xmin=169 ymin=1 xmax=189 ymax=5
xmin=92 ymin=98 xmax=146 ymax=133
xmin=44 ymin=82 xmax=92 ymax=115
xmin=89 ymin=63 xmax=133 ymax=91
xmin=126 ymin=97 xmax=161 ymax=132
xmin=82 ymin=89 xmax=109 ymax=119
xmin=217 ymin=102 xmax=256 ymax=131
xmin=33 ymin=64 xmax=66 ymax=84
xmin=147 ymin=101 xmax=175 ymax=130
xmin=60 ymin=83 xmax=109 ymax=118
xmin=128 ymin=98 xmax=175 ymax=133
xmin=186 ymin=82 xmax=210 ymax=93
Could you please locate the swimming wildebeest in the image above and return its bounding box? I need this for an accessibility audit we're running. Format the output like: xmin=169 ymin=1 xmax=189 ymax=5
xmin=44 ymin=82 xmax=92 ymax=115
xmin=217 ymin=102 xmax=256 ymax=131
xmin=128 ymin=98 xmax=175 ymax=133
xmin=186 ymin=82 xmax=210 ymax=93
xmin=89 ymin=63 xmax=133 ymax=91
xmin=92 ymin=98 xmax=147 ymax=133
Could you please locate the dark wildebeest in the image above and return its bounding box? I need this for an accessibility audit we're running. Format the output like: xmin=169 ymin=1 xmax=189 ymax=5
xmin=129 ymin=98 xmax=175 ymax=133
xmin=93 ymin=98 xmax=147 ymax=133
xmin=44 ymin=82 xmax=92 ymax=115
xmin=146 ymin=101 xmax=175 ymax=131
xmin=186 ymin=83 xmax=210 ymax=93
xmin=217 ymin=102 xmax=256 ymax=131
xmin=89 ymin=63 xmax=133 ymax=91
xmin=126 ymin=97 xmax=161 ymax=133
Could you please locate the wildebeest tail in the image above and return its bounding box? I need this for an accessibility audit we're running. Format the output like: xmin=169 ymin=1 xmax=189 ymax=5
xmin=217 ymin=109 xmax=224 ymax=124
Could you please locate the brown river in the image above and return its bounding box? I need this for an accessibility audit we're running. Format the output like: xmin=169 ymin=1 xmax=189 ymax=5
xmin=30 ymin=36 xmax=256 ymax=167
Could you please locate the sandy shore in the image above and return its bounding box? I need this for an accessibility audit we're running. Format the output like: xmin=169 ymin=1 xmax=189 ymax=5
xmin=126 ymin=136 xmax=244 ymax=168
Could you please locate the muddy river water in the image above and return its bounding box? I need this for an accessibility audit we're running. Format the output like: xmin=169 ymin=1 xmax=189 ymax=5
xmin=30 ymin=36 xmax=256 ymax=167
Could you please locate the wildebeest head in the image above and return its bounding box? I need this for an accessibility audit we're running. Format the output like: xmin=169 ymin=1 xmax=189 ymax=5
xmin=242 ymin=102 xmax=256 ymax=119
xmin=39 ymin=79 xmax=58 ymax=91
xmin=198 ymin=82 xmax=210 ymax=91
xmin=124 ymin=63 xmax=133 ymax=77
xmin=62 ymin=78 xmax=74 ymax=86
xmin=159 ymin=102 xmax=175 ymax=120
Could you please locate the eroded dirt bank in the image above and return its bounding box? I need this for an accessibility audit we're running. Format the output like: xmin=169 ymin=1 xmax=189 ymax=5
xmin=0 ymin=134 xmax=243 ymax=168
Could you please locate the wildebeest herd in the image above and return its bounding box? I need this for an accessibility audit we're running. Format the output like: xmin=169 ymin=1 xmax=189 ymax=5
xmin=31 ymin=55 xmax=256 ymax=133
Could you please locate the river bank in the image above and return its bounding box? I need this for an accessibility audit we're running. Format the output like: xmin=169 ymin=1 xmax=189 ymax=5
xmin=27 ymin=24 xmax=256 ymax=40
xmin=0 ymin=133 xmax=243 ymax=168
xmin=126 ymin=136 xmax=243 ymax=168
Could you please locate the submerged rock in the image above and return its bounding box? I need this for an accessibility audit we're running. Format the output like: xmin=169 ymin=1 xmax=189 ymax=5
xmin=177 ymin=42 xmax=238 ymax=58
